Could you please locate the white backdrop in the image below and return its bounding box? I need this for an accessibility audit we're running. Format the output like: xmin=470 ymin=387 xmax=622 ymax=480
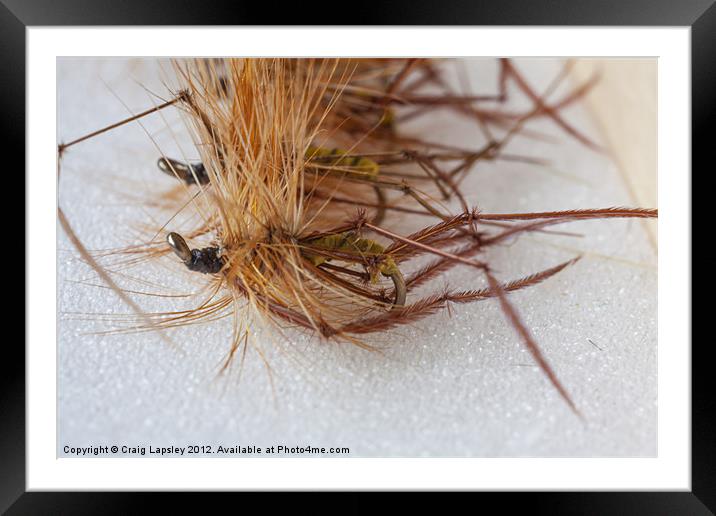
xmin=57 ymin=57 xmax=657 ymax=457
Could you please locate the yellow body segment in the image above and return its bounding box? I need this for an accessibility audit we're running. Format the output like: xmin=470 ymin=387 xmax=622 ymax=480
xmin=305 ymin=146 xmax=380 ymax=180
xmin=302 ymin=231 xmax=399 ymax=282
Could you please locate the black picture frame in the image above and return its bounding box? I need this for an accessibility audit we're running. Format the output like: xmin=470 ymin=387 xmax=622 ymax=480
xmin=7 ymin=0 xmax=706 ymax=512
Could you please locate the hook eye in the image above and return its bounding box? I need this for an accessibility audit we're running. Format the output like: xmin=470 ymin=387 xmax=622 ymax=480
xmin=157 ymin=157 xmax=192 ymax=182
xmin=167 ymin=232 xmax=193 ymax=263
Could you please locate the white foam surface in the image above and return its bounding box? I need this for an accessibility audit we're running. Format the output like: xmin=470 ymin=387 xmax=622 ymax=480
xmin=57 ymin=58 xmax=657 ymax=457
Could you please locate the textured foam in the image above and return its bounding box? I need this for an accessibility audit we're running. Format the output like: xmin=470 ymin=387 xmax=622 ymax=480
xmin=57 ymin=58 xmax=657 ymax=457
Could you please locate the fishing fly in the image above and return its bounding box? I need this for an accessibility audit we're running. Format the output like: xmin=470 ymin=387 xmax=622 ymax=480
xmin=58 ymin=58 xmax=657 ymax=417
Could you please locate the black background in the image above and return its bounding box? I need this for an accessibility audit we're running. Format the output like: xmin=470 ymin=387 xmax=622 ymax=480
xmin=5 ymin=0 xmax=707 ymax=513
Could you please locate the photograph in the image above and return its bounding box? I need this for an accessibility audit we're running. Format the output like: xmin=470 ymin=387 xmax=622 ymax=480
xmin=57 ymin=56 xmax=658 ymax=458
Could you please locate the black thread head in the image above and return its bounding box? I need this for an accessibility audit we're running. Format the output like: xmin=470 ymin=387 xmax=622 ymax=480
xmin=167 ymin=232 xmax=225 ymax=274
